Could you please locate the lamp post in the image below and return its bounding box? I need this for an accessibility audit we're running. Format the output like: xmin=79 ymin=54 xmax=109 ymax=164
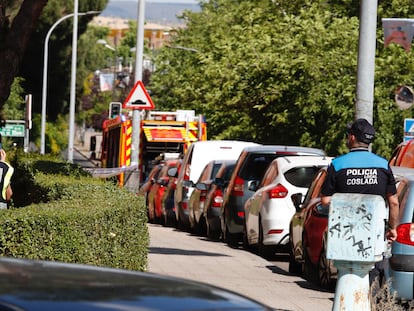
xmin=41 ymin=10 xmax=100 ymax=155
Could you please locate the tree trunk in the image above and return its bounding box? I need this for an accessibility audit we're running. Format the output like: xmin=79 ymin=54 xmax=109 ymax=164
xmin=0 ymin=0 xmax=48 ymax=107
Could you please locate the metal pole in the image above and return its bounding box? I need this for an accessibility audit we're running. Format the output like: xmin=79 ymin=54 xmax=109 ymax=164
xmin=67 ymin=0 xmax=79 ymax=163
xmin=355 ymin=0 xmax=378 ymax=124
xmin=131 ymin=0 xmax=145 ymax=167
xmin=41 ymin=11 xmax=99 ymax=155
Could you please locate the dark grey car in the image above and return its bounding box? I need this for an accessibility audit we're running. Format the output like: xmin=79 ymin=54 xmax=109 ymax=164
xmin=221 ymin=145 xmax=326 ymax=246
xmin=0 ymin=257 xmax=274 ymax=310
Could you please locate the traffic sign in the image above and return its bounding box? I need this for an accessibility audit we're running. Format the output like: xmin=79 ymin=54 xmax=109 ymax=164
xmin=404 ymin=118 xmax=414 ymax=141
xmin=0 ymin=123 xmax=25 ymax=137
xmin=122 ymin=80 xmax=155 ymax=110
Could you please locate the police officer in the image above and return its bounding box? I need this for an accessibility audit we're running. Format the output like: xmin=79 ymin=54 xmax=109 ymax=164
xmin=320 ymin=118 xmax=399 ymax=285
xmin=321 ymin=118 xmax=398 ymax=239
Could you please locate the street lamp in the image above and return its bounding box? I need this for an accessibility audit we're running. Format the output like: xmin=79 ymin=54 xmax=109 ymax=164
xmin=41 ymin=10 xmax=100 ymax=155
xmin=97 ymin=39 xmax=115 ymax=51
xmin=167 ymin=45 xmax=198 ymax=53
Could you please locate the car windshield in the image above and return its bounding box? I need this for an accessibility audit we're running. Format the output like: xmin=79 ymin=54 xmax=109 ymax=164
xmin=284 ymin=166 xmax=323 ymax=188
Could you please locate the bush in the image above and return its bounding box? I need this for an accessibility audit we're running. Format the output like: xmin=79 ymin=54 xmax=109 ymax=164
xmin=0 ymin=152 xmax=148 ymax=271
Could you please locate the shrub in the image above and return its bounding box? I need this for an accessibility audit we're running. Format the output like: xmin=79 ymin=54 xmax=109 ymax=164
xmin=0 ymin=152 xmax=148 ymax=271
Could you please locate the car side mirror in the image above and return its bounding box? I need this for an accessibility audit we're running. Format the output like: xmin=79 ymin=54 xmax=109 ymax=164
xmin=248 ymin=180 xmax=258 ymax=192
xmin=196 ymin=183 xmax=208 ymax=191
xmin=291 ymin=193 xmax=303 ymax=211
xmin=183 ymin=180 xmax=194 ymax=188
xmin=167 ymin=167 xmax=178 ymax=177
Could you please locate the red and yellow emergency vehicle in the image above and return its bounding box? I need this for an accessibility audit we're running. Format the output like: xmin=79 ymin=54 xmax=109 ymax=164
xmin=100 ymin=110 xmax=207 ymax=185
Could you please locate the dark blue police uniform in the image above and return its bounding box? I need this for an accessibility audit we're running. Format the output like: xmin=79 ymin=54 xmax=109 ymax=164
xmin=321 ymin=147 xmax=397 ymax=199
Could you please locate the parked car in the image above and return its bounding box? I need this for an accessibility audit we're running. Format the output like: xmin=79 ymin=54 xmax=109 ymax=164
xmin=244 ymin=156 xmax=332 ymax=259
xmin=289 ymin=166 xmax=337 ymax=289
xmin=221 ymin=145 xmax=326 ymax=246
xmin=203 ymin=160 xmax=237 ymax=240
xmin=0 ymin=257 xmax=273 ymax=311
xmin=139 ymin=163 xmax=164 ymax=211
xmin=389 ymin=139 xmax=414 ymax=167
xmin=172 ymin=140 xmax=258 ymax=230
xmin=147 ymin=159 xmax=181 ymax=224
xmin=384 ymin=166 xmax=414 ymax=302
xmin=160 ymin=159 xmax=182 ymax=227
xmin=188 ymin=160 xmax=236 ymax=236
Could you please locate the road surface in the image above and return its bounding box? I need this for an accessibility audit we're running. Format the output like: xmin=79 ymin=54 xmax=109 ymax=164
xmin=147 ymin=223 xmax=334 ymax=311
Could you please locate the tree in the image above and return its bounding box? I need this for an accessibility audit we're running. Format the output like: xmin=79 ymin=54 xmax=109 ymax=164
xmin=150 ymin=0 xmax=414 ymax=158
xmin=0 ymin=0 xmax=48 ymax=107
xmin=20 ymin=0 xmax=108 ymax=121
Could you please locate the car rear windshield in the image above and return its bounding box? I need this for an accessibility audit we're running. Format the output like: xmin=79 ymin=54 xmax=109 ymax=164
xmin=284 ymin=166 xmax=323 ymax=188
xmin=224 ymin=164 xmax=236 ymax=181
xmin=239 ymin=154 xmax=281 ymax=181
xmin=211 ymin=163 xmax=223 ymax=179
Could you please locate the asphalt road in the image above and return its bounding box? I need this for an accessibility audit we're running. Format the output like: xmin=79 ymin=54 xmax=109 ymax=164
xmin=147 ymin=223 xmax=334 ymax=311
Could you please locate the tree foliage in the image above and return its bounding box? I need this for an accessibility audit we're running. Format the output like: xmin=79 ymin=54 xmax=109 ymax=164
xmin=0 ymin=0 xmax=48 ymax=106
xmin=150 ymin=0 xmax=414 ymax=158
xmin=19 ymin=0 xmax=108 ymax=121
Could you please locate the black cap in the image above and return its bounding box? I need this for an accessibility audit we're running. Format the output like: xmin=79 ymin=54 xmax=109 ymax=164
xmin=347 ymin=118 xmax=376 ymax=144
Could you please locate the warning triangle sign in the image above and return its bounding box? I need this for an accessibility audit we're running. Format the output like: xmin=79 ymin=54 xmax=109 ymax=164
xmin=122 ymin=80 xmax=155 ymax=110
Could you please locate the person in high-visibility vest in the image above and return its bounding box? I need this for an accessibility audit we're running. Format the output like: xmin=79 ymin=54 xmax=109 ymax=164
xmin=0 ymin=149 xmax=13 ymax=209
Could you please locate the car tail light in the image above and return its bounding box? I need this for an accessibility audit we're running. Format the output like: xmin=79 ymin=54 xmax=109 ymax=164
xmin=396 ymin=223 xmax=414 ymax=246
xmin=182 ymin=202 xmax=188 ymax=210
xmin=237 ymin=211 xmax=245 ymax=218
xmin=267 ymin=184 xmax=288 ymax=199
xmin=200 ymin=190 xmax=207 ymax=202
xmin=268 ymin=229 xmax=284 ymax=235
xmin=212 ymin=189 xmax=223 ymax=208
xmin=184 ymin=165 xmax=190 ymax=181
xmin=231 ymin=176 xmax=244 ymax=196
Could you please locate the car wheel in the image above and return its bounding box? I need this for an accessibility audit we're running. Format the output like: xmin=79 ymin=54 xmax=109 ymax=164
xmin=160 ymin=210 xmax=166 ymax=226
xmin=163 ymin=211 xmax=176 ymax=227
xmin=206 ymin=217 xmax=221 ymax=241
xmin=318 ymin=238 xmax=337 ymax=290
xmin=224 ymin=215 xmax=238 ymax=247
xmin=148 ymin=201 xmax=155 ymax=223
xmin=198 ymin=215 xmax=207 ymax=236
xmin=242 ymin=221 xmax=251 ymax=251
xmin=288 ymin=241 xmax=302 ymax=275
xmin=302 ymin=238 xmax=318 ymax=284
xmin=258 ymin=218 xmax=276 ymax=259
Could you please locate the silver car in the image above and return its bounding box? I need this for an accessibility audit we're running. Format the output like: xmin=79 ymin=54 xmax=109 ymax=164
xmin=385 ymin=166 xmax=414 ymax=303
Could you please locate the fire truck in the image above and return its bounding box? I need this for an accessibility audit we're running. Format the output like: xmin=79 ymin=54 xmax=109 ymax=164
xmin=100 ymin=109 xmax=207 ymax=185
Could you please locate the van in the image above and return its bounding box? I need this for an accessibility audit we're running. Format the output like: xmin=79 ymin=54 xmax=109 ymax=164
xmin=171 ymin=140 xmax=259 ymax=230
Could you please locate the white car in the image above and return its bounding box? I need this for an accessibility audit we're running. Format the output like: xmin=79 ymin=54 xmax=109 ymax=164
xmin=243 ymin=155 xmax=333 ymax=258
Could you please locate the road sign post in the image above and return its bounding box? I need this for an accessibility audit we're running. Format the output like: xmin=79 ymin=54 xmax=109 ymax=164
xmin=122 ymin=80 xmax=154 ymax=192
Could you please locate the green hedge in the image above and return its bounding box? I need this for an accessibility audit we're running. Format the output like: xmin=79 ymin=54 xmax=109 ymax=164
xmin=0 ymin=152 xmax=148 ymax=271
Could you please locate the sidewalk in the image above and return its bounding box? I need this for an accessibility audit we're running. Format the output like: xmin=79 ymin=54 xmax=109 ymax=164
xmin=147 ymin=224 xmax=334 ymax=311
